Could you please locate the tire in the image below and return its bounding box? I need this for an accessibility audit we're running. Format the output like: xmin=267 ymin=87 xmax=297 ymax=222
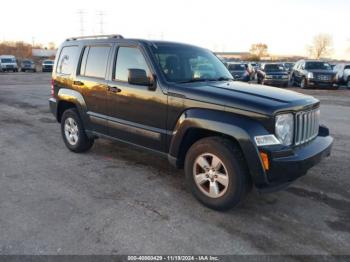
xmin=347 ymin=78 xmax=350 ymax=89
xmin=300 ymin=78 xmax=307 ymax=89
xmin=184 ymin=137 xmax=251 ymax=210
xmin=61 ymin=108 xmax=94 ymax=153
xmin=290 ymin=75 xmax=295 ymax=87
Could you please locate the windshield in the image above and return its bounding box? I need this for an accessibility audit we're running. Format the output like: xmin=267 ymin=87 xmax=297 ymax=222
xmin=305 ymin=62 xmax=331 ymax=70
xmin=151 ymin=44 xmax=233 ymax=83
xmin=1 ymin=58 xmax=15 ymax=63
xmin=284 ymin=63 xmax=294 ymax=69
xmin=44 ymin=60 xmax=54 ymax=64
xmin=264 ymin=64 xmax=285 ymax=72
xmin=228 ymin=64 xmax=246 ymax=71
xmin=22 ymin=60 xmax=33 ymax=64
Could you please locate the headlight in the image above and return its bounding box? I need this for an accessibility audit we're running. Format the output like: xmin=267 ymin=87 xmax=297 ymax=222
xmin=307 ymin=72 xmax=314 ymax=79
xmin=275 ymin=113 xmax=294 ymax=146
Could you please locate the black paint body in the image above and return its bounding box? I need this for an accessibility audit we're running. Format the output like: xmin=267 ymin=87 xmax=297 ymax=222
xmin=49 ymin=38 xmax=333 ymax=191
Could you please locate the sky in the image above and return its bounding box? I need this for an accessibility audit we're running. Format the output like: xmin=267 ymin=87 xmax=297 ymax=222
xmin=1 ymin=0 xmax=349 ymax=59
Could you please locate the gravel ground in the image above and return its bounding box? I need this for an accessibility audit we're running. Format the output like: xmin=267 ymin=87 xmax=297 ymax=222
xmin=0 ymin=73 xmax=349 ymax=255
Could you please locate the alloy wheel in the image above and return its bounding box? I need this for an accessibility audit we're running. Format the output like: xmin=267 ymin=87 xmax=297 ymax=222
xmin=193 ymin=153 xmax=229 ymax=198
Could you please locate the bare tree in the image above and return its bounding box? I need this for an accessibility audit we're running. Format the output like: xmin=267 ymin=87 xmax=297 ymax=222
xmin=249 ymin=43 xmax=268 ymax=59
xmin=307 ymin=34 xmax=333 ymax=59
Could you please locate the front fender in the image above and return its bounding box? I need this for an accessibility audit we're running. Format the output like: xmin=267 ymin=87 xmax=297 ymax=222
xmin=168 ymin=108 xmax=269 ymax=186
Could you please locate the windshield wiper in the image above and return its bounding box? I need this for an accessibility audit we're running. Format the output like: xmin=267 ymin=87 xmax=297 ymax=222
xmin=176 ymin=77 xmax=233 ymax=84
xmin=176 ymin=79 xmax=211 ymax=84
xmin=209 ymin=77 xmax=233 ymax=81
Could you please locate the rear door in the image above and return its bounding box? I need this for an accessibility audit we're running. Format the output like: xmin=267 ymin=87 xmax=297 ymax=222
xmin=75 ymin=44 xmax=112 ymax=134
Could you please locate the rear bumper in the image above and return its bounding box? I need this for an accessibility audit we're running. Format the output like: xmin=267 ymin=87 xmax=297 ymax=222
xmin=49 ymin=97 xmax=58 ymax=121
xmin=256 ymin=126 xmax=333 ymax=192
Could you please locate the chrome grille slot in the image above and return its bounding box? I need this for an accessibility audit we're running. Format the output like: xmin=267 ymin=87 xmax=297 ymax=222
xmin=295 ymin=108 xmax=320 ymax=145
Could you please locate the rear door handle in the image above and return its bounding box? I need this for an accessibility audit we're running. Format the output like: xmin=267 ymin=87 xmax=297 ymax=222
xmin=73 ymin=81 xmax=84 ymax=86
xmin=107 ymin=86 xmax=122 ymax=93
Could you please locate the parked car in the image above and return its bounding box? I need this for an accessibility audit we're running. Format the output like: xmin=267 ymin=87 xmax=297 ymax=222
xmin=333 ymin=63 xmax=350 ymax=88
xmin=290 ymin=60 xmax=337 ymax=89
xmin=256 ymin=63 xmax=289 ymax=87
xmin=0 ymin=55 xmax=18 ymax=72
xmin=227 ymin=62 xmax=251 ymax=82
xmin=42 ymin=60 xmax=54 ymax=72
xmin=20 ymin=59 xmax=36 ymax=72
xmin=283 ymin=62 xmax=295 ymax=74
xmin=49 ymin=35 xmax=333 ymax=210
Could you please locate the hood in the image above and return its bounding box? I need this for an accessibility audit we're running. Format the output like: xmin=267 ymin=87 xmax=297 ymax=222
xmin=175 ymin=81 xmax=319 ymax=116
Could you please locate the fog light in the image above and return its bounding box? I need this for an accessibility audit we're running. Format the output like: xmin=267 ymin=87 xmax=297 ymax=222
xmin=260 ymin=152 xmax=269 ymax=171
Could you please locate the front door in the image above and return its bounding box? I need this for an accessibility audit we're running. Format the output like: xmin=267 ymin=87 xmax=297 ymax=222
xmin=106 ymin=45 xmax=168 ymax=152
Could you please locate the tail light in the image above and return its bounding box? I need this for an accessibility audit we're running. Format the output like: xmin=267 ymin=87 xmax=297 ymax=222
xmin=51 ymin=79 xmax=55 ymax=97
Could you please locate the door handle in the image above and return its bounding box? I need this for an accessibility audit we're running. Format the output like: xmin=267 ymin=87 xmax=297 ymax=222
xmin=107 ymin=86 xmax=122 ymax=93
xmin=73 ymin=81 xmax=84 ymax=86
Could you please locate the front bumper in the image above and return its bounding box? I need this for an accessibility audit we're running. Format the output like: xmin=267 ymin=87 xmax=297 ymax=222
xmin=264 ymin=79 xmax=289 ymax=86
xmin=306 ymin=79 xmax=337 ymax=88
xmin=256 ymin=126 xmax=333 ymax=192
xmin=42 ymin=66 xmax=53 ymax=72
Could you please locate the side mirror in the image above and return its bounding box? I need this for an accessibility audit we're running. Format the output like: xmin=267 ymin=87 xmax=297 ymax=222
xmin=128 ymin=69 xmax=154 ymax=87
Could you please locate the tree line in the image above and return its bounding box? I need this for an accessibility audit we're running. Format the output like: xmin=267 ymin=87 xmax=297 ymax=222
xmin=0 ymin=41 xmax=56 ymax=59
xmin=245 ymin=34 xmax=335 ymax=61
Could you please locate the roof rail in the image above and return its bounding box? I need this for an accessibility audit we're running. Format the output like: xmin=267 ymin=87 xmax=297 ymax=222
xmin=66 ymin=34 xmax=124 ymax=41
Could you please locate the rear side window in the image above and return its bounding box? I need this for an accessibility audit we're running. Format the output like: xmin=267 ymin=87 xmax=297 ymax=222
xmin=114 ymin=47 xmax=151 ymax=82
xmin=80 ymin=46 xmax=111 ymax=79
xmin=56 ymin=46 xmax=79 ymax=75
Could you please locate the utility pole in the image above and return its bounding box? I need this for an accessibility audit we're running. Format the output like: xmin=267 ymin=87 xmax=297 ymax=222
xmin=77 ymin=9 xmax=85 ymax=36
xmin=97 ymin=11 xmax=105 ymax=34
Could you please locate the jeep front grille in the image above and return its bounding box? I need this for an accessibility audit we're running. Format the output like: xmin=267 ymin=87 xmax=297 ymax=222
xmin=294 ymin=108 xmax=320 ymax=145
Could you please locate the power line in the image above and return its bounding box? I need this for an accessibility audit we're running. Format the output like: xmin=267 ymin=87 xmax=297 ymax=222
xmin=97 ymin=11 xmax=105 ymax=34
xmin=77 ymin=9 xmax=86 ymax=36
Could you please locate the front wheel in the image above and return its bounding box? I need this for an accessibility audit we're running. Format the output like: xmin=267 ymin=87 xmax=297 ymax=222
xmin=61 ymin=108 xmax=94 ymax=153
xmin=185 ymin=137 xmax=251 ymax=210
xmin=300 ymin=78 xmax=307 ymax=89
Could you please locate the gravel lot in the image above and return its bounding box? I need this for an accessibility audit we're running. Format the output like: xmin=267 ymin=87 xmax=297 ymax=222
xmin=0 ymin=73 xmax=349 ymax=255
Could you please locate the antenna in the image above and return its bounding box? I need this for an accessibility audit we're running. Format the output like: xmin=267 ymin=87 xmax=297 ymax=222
xmin=97 ymin=11 xmax=105 ymax=35
xmin=77 ymin=9 xmax=86 ymax=36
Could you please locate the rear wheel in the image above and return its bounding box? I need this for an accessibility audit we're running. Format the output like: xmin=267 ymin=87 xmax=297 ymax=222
xmin=290 ymin=75 xmax=296 ymax=86
xmin=185 ymin=137 xmax=251 ymax=210
xmin=61 ymin=108 xmax=94 ymax=152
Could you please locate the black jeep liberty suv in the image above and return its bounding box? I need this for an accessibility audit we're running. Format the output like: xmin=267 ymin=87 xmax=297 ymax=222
xmin=49 ymin=35 xmax=333 ymax=210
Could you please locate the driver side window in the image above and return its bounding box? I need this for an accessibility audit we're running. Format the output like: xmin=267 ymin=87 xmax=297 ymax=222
xmin=114 ymin=47 xmax=151 ymax=82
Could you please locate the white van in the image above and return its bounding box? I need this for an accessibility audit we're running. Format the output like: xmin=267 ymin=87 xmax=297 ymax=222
xmin=0 ymin=55 xmax=18 ymax=72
